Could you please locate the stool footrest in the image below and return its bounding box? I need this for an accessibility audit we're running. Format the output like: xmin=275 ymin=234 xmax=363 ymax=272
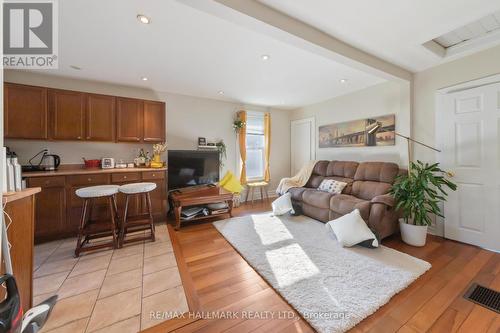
xmin=122 ymin=234 xmax=154 ymax=245
xmin=123 ymin=219 xmax=152 ymax=229
xmin=76 ymin=241 xmax=115 ymax=255
xmin=124 ymin=214 xmax=151 ymax=222
xmin=119 ymin=191 xmax=156 ymax=247
xmin=83 ymin=222 xmax=119 ymax=235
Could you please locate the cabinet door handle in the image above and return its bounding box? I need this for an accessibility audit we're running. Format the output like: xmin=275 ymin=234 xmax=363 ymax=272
xmin=124 ymin=176 xmax=127 ymax=179
xmin=88 ymin=178 xmax=92 ymax=182
xmin=77 ymin=136 xmax=82 ymax=139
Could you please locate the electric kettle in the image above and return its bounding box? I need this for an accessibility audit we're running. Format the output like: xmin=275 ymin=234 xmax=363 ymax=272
xmin=40 ymin=154 xmax=61 ymax=171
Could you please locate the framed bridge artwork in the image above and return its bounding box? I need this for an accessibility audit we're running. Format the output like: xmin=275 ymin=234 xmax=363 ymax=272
xmin=318 ymin=114 xmax=395 ymax=148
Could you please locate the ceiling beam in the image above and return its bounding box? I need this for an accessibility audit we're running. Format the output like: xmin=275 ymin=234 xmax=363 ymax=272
xmin=209 ymin=0 xmax=413 ymax=82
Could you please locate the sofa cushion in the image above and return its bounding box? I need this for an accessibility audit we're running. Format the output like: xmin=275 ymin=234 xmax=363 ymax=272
xmin=351 ymin=162 xmax=399 ymax=200
xmin=330 ymin=194 xmax=371 ymax=220
xmin=272 ymin=193 xmax=295 ymax=216
xmin=312 ymin=161 xmax=329 ymax=176
xmin=306 ymin=175 xmax=325 ymax=189
xmin=326 ymin=161 xmax=359 ymax=178
xmin=302 ymin=189 xmax=334 ymax=209
xmin=325 ymin=209 xmax=379 ymax=248
xmin=323 ymin=176 xmax=354 ymax=194
xmin=354 ymin=162 xmax=399 ymax=183
xmin=318 ymin=179 xmax=347 ymax=194
xmin=352 ymin=181 xmax=392 ymax=201
xmin=288 ymin=187 xmax=307 ymax=201
xmin=302 ymin=203 xmax=331 ymax=222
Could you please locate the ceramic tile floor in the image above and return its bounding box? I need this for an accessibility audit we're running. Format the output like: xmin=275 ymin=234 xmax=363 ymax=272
xmin=33 ymin=224 xmax=189 ymax=333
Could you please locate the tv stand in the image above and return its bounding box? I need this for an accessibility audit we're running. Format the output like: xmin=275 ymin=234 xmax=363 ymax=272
xmin=171 ymin=183 xmax=216 ymax=195
xmin=169 ymin=186 xmax=233 ymax=230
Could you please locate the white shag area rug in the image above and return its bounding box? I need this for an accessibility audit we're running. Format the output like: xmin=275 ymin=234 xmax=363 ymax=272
xmin=213 ymin=213 xmax=431 ymax=333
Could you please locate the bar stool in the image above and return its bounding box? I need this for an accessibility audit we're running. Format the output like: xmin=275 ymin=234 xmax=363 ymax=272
xmin=118 ymin=182 xmax=157 ymax=246
xmin=74 ymin=185 xmax=120 ymax=257
xmin=245 ymin=181 xmax=270 ymax=205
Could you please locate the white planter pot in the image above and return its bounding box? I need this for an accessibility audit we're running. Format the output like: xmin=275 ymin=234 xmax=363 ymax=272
xmin=399 ymin=220 xmax=428 ymax=247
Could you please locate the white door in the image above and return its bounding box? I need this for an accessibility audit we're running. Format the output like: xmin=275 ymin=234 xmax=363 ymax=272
xmin=437 ymin=82 xmax=500 ymax=252
xmin=291 ymin=118 xmax=315 ymax=176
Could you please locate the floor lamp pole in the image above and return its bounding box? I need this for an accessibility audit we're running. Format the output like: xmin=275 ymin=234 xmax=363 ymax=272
xmin=394 ymin=132 xmax=441 ymax=175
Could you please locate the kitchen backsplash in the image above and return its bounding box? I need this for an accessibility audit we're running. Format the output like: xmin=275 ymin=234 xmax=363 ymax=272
xmin=5 ymin=140 xmax=158 ymax=165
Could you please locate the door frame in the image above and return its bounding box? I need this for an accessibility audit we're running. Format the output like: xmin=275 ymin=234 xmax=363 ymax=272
xmin=290 ymin=117 xmax=316 ymax=176
xmin=435 ymin=72 xmax=500 ymax=238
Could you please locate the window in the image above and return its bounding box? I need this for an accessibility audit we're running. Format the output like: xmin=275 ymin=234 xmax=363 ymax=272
xmin=245 ymin=113 xmax=265 ymax=181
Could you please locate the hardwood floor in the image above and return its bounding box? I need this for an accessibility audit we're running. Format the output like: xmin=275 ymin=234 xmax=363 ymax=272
xmin=145 ymin=201 xmax=500 ymax=333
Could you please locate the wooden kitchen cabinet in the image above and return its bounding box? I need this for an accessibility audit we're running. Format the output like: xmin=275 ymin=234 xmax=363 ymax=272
xmin=27 ymin=176 xmax=66 ymax=241
xmin=67 ymin=174 xmax=111 ymax=234
xmin=27 ymin=169 xmax=167 ymax=243
xmin=2 ymin=188 xmax=40 ymax=313
xmin=4 ymin=83 xmax=48 ymax=139
xmin=112 ymin=172 xmax=142 ymax=217
xmin=86 ymin=93 xmax=116 ymax=141
xmin=142 ymin=171 xmax=167 ymax=220
xmin=4 ymin=83 xmax=165 ymax=142
xmin=116 ymin=97 xmax=143 ymax=142
xmin=143 ymin=100 xmax=166 ymax=142
xmin=49 ymin=89 xmax=86 ymax=140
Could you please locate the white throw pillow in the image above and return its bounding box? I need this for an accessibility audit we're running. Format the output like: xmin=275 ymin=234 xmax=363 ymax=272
xmin=317 ymin=179 xmax=347 ymax=194
xmin=272 ymin=193 xmax=295 ymax=216
xmin=325 ymin=209 xmax=379 ymax=248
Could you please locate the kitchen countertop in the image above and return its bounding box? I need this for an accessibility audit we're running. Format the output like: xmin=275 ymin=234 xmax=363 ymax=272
xmin=2 ymin=187 xmax=41 ymax=204
xmin=22 ymin=164 xmax=167 ymax=177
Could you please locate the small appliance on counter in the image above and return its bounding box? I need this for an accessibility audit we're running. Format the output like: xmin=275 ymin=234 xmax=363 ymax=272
xmin=22 ymin=149 xmax=61 ymax=172
xmin=40 ymin=154 xmax=60 ymax=171
xmin=115 ymin=160 xmax=128 ymax=168
xmin=82 ymin=158 xmax=101 ymax=168
xmin=101 ymin=157 xmax=115 ymax=169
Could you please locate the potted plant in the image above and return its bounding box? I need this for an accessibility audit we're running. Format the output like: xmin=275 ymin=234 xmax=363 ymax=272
xmin=390 ymin=161 xmax=457 ymax=246
xmin=232 ymin=119 xmax=245 ymax=133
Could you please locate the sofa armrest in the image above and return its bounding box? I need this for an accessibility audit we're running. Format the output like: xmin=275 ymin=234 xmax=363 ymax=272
xmin=371 ymin=194 xmax=395 ymax=207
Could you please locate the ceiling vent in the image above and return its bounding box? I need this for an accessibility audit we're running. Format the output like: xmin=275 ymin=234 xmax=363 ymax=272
xmin=423 ymin=10 xmax=500 ymax=58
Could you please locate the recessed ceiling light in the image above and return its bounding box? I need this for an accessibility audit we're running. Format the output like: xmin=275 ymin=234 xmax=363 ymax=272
xmin=261 ymin=54 xmax=270 ymax=61
xmin=70 ymin=65 xmax=82 ymax=70
xmin=137 ymin=14 xmax=151 ymax=24
xmin=218 ymin=91 xmax=224 ymax=95
xmin=340 ymin=79 xmax=348 ymax=83
xmin=141 ymin=77 xmax=148 ymax=81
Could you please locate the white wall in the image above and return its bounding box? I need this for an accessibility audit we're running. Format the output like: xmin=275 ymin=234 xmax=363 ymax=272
xmin=4 ymin=71 xmax=291 ymax=192
xmin=413 ymin=44 xmax=500 ymax=163
xmin=290 ymin=80 xmax=411 ymax=166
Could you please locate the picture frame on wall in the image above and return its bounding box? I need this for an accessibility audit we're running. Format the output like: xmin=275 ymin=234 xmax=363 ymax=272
xmin=318 ymin=114 xmax=395 ymax=148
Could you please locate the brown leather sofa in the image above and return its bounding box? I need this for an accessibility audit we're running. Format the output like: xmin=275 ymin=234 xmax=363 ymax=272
xmin=288 ymin=160 xmax=401 ymax=240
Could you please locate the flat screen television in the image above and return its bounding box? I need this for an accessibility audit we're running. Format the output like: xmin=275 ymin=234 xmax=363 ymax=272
xmin=168 ymin=150 xmax=220 ymax=191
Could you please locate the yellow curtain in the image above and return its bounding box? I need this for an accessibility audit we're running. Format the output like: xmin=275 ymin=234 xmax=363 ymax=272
xmin=237 ymin=111 xmax=247 ymax=185
xmin=264 ymin=112 xmax=271 ymax=182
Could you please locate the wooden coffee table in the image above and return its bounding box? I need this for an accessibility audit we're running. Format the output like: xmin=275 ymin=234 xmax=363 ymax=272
xmin=169 ymin=186 xmax=234 ymax=230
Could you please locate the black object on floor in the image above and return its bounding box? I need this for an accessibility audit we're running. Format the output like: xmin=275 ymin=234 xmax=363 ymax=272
xmin=464 ymin=283 xmax=499 ymax=313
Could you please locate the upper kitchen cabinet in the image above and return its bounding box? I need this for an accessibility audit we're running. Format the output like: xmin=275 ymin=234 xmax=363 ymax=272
xmin=49 ymin=89 xmax=86 ymax=140
xmin=86 ymin=93 xmax=116 ymax=141
xmin=4 ymin=83 xmax=48 ymax=139
xmin=143 ymin=100 xmax=166 ymax=142
xmin=3 ymin=83 xmax=166 ymax=143
xmin=116 ymin=97 xmax=143 ymax=142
